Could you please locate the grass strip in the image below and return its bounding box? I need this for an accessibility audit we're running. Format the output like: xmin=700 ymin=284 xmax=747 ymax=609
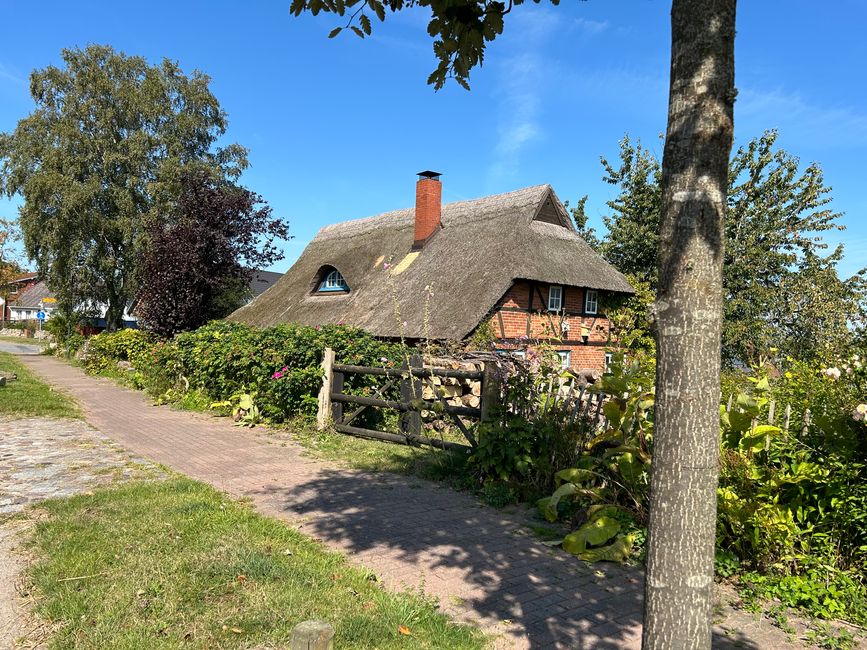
xmin=0 ymin=351 xmax=80 ymax=418
xmin=27 ymin=478 xmax=485 ymax=649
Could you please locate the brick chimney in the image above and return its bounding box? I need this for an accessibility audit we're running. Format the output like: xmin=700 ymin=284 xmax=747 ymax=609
xmin=413 ymin=171 xmax=442 ymax=248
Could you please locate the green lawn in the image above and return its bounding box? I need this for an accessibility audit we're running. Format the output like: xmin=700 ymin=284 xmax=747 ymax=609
xmin=0 ymin=351 xmax=80 ymax=418
xmin=0 ymin=334 xmax=46 ymax=346
xmin=27 ymin=478 xmax=485 ymax=649
xmin=291 ymin=424 xmax=473 ymax=485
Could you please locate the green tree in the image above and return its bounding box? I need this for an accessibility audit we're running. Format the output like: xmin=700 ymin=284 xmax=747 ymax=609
xmin=565 ymin=195 xmax=602 ymax=250
xmin=599 ymin=130 xmax=866 ymax=365
xmin=289 ymin=0 xmax=737 ymax=647
xmin=0 ymin=45 xmax=247 ymax=330
xmin=599 ymin=136 xmax=662 ymax=283
xmin=136 ymin=169 xmax=290 ymax=338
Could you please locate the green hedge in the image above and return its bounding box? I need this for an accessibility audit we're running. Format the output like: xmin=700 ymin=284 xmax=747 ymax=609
xmin=87 ymin=321 xmax=405 ymax=423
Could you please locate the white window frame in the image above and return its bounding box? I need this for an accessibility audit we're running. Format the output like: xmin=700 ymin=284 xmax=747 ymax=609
xmin=556 ymin=350 xmax=571 ymax=369
xmin=319 ymin=269 xmax=348 ymax=292
xmin=604 ymin=351 xmax=614 ymax=372
xmin=548 ymin=285 xmax=563 ymax=312
xmin=585 ymin=289 xmax=598 ymax=315
xmin=325 ymin=270 xmax=345 ymax=289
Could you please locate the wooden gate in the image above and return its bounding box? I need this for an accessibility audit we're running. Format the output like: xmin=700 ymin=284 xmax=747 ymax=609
xmin=317 ymin=349 xmax=491 ymax=451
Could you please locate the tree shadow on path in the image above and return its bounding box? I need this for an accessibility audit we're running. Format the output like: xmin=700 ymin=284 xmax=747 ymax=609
xmin=245 ymin=468 xmax=762 ymax=649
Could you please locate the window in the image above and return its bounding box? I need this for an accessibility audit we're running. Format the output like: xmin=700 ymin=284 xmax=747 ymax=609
xmin=548 ymin=285 xmax=563 ymax=311
xmin=585 ymin=289 xmax=598 ymax=315
xmin=556 ymin=350 xmax=571 ymax=369
xmin=604 ymin=352 xmax=614 ymax=372
xmin=317 ymin=268 xmax=348 ymax=293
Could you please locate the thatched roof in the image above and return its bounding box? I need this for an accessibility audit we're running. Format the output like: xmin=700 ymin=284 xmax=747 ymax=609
xmin=230 ymin=184 xmax=633 ymax=339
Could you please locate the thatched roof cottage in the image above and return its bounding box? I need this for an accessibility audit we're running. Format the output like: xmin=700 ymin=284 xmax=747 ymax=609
xmin=230 ymin=172 xmax=633 ymax=371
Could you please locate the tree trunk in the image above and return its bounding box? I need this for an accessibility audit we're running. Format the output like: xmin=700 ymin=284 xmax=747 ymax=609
xmin=643 ymin=1 xmax=736 ymax=649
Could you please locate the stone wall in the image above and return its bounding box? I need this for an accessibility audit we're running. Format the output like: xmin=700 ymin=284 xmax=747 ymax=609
xmin=0 ymin=328 xmax=49 ymax=340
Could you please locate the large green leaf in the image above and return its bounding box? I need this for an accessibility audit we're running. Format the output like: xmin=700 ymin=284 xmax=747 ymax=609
xmin=556 ymin=467 xmax=596 ymax=485
xmin=576 ymin=534 xmax=635 ymax=563
xmin=561 ymin=515 xmax=620 ymax=555
xmin=539 ymin=482 xmax=577 ymax=521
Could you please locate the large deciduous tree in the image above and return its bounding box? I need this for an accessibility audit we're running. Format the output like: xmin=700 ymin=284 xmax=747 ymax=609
xmin=598 ymin=129 xmax=866 ymax=365
xmin=0 ymin=45 xmax=247 ymax=330
xmin=136 ymin=169 xmax=290 ymax=338
xmin=289 ymin=0 xmax=737 ymax=646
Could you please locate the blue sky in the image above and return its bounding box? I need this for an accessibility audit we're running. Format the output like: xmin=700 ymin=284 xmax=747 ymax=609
xmin=1 ymin=1 xmax=865 ymax=277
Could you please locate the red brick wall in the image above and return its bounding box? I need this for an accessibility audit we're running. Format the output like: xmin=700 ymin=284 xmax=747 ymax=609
xmin=486 ymin=280 xmax=611 ymax=371
xmin=414 ymin=178 xmax=442 ymax=245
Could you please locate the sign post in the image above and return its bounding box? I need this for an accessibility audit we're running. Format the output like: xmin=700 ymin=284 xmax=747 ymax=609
xmin=36 ymin=307 xmax=46 ymax=333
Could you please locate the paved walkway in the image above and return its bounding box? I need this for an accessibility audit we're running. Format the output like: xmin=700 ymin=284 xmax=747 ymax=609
xmin=19 ymin=355 xmax=800 ymax=649
xmin=0 ymin=340 xmax=42 ymax=355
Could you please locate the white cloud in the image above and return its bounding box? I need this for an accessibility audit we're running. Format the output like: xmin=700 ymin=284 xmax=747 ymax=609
xmin=573 ymin=17 xmax=610 ymax=35
xmin=486 ymin=8 xmax=561 ymax=186
xmin=738 ymin=87 xmax=867 ymax=149
xmin=0 ymin=63 xmax=27 ymax=88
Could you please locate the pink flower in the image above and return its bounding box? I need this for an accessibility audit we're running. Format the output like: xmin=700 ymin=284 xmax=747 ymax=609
xmin=337 ymin=320 xmax=345 ymax=326
xmin=383 ymin=262 xmax=391 ymax=270
xmin=314 ymin=325 xmax=321 ymax=331
xmin=272 ymin=370 xmax=284 ymax=380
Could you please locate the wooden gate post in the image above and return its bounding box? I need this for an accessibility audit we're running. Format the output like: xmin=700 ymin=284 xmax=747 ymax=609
xmin=399 ymin=354 xmax=423 ymax=441
xmin=480 ymin=361 xmax=502 ymax=424
xmin=317 ymin=347 xmax=336 ymax=430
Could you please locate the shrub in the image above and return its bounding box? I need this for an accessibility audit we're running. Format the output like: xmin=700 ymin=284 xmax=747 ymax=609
xmin=83 ymin=329 xmax=155 ymax=374
xmin=535 ymin=352 xmax=655 ymax=563
xmin=470 ymin=350 xmax=585 ymax=499
xmin=117 ymin=321 xmax=405 ymax=424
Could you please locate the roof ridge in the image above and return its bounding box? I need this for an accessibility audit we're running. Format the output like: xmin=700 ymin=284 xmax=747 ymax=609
xmin=314 ymin=183 xmax=551 ymax=241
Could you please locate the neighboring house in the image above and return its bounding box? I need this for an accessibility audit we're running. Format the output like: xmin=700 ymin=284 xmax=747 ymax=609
xmin=230 ymin=172 xmax=633 ymax=371
xmin=7 ymin=280 xmax=56 ymax=322
xmin=1 ymin=272 xmax=39 ymax=321
xmin=8 ymin=280 xmax=138 ymax=328
xmin=244 ymin=270 xmax=283 ymax=305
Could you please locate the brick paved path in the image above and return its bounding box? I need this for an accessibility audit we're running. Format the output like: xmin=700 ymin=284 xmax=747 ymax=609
xmin=20 ymin=355 xmax=793 ymax=649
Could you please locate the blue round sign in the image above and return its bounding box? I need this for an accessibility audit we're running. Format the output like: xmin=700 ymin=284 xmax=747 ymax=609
xmin=36 ymin=310 xmax=46 ymax=321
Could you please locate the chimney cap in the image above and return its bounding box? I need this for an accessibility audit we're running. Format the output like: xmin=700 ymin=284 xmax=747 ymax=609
xmin=417 ymin=170 xmax=442 ymax=180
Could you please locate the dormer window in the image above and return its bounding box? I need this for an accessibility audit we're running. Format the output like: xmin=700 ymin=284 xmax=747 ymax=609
xmin=316 ymin=268 xmax=349 ymax=293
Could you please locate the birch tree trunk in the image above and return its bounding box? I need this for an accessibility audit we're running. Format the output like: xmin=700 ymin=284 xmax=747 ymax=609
xmin=643 ymin=1 xmax=736 ymax=648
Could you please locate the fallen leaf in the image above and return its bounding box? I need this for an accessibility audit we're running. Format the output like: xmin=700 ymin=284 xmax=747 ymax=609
xmin=236 ymin=575 xmax=246 ymax=583
xmin=501 ymin=619 xmax=513 ymax=625
xmin=398 ymin=625 xmax=412 ymax=636
xmin=230 ymin=627 xmax=243 ymax=634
